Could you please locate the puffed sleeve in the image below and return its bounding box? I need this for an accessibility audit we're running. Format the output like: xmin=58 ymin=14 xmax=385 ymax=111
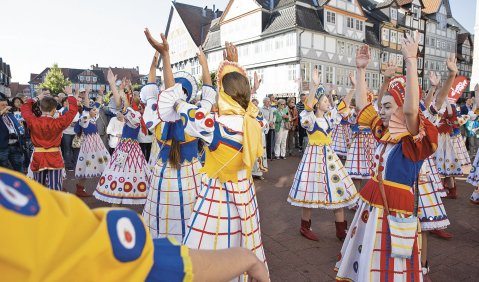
xmin=357 ymin=104 xmax=386 ymax=141
xmin=123 ymin=107 xmax=141 ymax=128
xmin=300 ymin=109 xmax=316 ymax=131
xmin=78 ymin=115 xmax=91 ymax=129
xmin=327 ymin=100 xmax=350 ymax=125
xmin=141 ymin=84 xmax=162 ymax=132
xmin=401 ymin=114 xmax=439 ymax=161
xmin=158 ymin=83 xmax=217 ymax=144
xmin=0 ymin=167 xmax=193 ymax=282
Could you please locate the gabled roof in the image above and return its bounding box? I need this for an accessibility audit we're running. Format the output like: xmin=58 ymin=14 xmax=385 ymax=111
xmin=457 ymin=33 xmax=472 ymax=45
xmin=448 ymin=17 xmax=470 ymax=34
xmin=422 ymin=0 xmax=451 ymax=16
xmin=263 ymin=4 xmax=324 ymax=34
xmin=173 ymin=2 xmax=222 ymax=46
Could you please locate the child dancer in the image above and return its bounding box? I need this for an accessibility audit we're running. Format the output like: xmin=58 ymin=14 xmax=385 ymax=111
xmin=145 ymin=30 xmax=267 ymax=281
xmin=75 ymin=106 xmax=111 ymax=197
xmin=288 ymin=68 xmax=357 ymax=242
xmin=94 ymin=70 xmax=149 ymax=205
xmin=141 ymin=45 xmax=213 ymax=242
xmin=336 ymin=33 xmax=438 ymax=282
xmin=21 ymin=87 xmax=78 ymax=191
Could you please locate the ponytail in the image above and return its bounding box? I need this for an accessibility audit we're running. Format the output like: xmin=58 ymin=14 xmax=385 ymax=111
xmin=169 ymin=140 xmax=181 ymax=168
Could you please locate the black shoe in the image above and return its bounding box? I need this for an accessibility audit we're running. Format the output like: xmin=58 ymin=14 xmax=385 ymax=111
xmin=275 ymin=156 xmax=280 ymax=160
xmin=280 ymin=156 xmax=286 ymax=159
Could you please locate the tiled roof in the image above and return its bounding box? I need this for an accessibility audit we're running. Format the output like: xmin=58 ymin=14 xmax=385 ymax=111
xmin=173 ymin=2 xmax=223 ymax=46
xmin=263 ymin=5 xmax=324 ymax=34
xmin=396 ymin=0 xmax=413 ymax=5
xmin=457 ymin=33 xmax=471 ymax=45
xmin=421 ymin=0 xmax=441 ymax=14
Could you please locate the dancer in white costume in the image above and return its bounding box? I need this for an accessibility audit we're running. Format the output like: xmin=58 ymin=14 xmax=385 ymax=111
xmin=288 ymin=68 xmax=357 ymax=242
xmin=140 ymin=44 xmax=214 ymax=242
xmin=94 ymin=69 xmax=149 ymax=205
xmin=75 ymin=106 xmax=110 ymax=195
xmin=336 ymin=33 xmax=438 ymax=282
xmin=145 ymin=31 xmax=268 ymax=281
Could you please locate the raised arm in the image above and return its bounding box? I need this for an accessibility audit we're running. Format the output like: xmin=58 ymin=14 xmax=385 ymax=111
xmin=106 ymin=69 xmax=121 ymax=108
xmin=21 ymin=93 xmax=44 ymax=125
xmin=402 ymin=31 xmax=420 ymax=135
xmin=144 ymin=28 xmax=175 ymax=89
xmin=148 ymin=52 xmax=159 ymax=84
xmin=424 ymin=71 xmax=440 ymax=108
xmin=378 ymin=64 xmax=396 ymax=111
xmin=198 ymin=47 xmax=212 ymax=86
xmin=355 ymin=45 xmax=370 ymax=110
xmin=434 ymin=54 xmax=458 ymax=109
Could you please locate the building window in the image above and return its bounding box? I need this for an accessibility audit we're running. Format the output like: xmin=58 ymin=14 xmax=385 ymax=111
xmin=372 ymin=73 xmax=379 ymax=89
xmin=92 ymin=77 xmax=97 ymax=83
xmin=79 ymin=76 xmax=84 ymax=82
xmin=327 ymin=11 xmax=336 ymax=24
xmin=356 ymin=20 xmax=363 ymax=31
xmin=391 ymin=8 xmax=398 ymax=21
xmin=338 ymin=41 xmax=345 ymax=55
xmin=382 ymin=28 xmax=390 ymax=41
xmin=382 ymin=52 xmax=389 ymax=64
xmin=301 ymin=62 xmax=311 ymax=83
xmin=397 ymin=54 xmax=403 ymax=67
xmin=86 ymin=76 xmax=91 ymax=82
xmin=412 ymin=5 xmax=421 ymax=19
xmin=347 ymin=17 xmax=354 ymax=28
xmin=390 ymin=31 xmax=398 ymax=44
xmin=418 ymin=57 xmax=423 ymax=68
xmin=288 ymin=64 xmax=297 ymax=81
xmin=325 ymin=66 xmax=334 ymax=84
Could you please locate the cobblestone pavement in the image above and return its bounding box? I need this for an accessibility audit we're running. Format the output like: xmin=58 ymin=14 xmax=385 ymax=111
xmin=66 ymin=152 xmax=479 ymax=282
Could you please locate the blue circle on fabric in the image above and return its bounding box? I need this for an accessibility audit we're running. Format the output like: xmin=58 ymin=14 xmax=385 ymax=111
xmin=0 ymin=172 xmax=40 ymax=216
xmin=106 ymin=210 xmax=147 ymax=262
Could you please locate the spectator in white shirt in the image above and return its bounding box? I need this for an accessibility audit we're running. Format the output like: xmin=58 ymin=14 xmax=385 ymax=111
xmin=261 ymin=97 xmax=276 ymax=160
xmin=106 ymin=112 xmax=125 ymax=154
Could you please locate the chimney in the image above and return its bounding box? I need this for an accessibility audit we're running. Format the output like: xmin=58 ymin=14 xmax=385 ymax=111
xmin=202 ymin=6 xmax=207 ymax=17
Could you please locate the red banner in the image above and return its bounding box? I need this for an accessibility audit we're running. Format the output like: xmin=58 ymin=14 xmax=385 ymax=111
xmin=448 ymin=76 xmax=469 ymax=103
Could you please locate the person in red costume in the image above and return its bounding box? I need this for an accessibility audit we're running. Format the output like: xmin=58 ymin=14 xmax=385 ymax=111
xmin=20 ymin=85 xmax=79 ymax=191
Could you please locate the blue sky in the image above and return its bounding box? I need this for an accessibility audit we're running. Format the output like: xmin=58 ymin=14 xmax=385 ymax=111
xmin=1 ymin=0 xmax=474 ymax=84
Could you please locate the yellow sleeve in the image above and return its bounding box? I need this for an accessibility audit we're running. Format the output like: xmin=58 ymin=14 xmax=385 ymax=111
xmin=0 ymin=167 xmax=192 ymax=282
xmin=357 ymin=103 xmax=385 ymax=140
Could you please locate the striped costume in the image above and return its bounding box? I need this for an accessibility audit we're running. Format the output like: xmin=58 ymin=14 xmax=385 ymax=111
xmin=331 ymin=117 xmax=352 ymax=157
xmin=94 ymin=108 xmax=149 ymax=205
xmin=75 ymin=115 xmax=110 ymax=179
xmin=288 ymin=101 xmax=357 ymax=209
xmin=451 ymin=128 xmax=471 ymax=167
xmin=336 ymin=104 xmax=438 ymax=282
xmin=157 ymin=83 xmax=267 ymax=281
xmin=141 ymin=84 xmax=215 ymax=242
xmin=344 ymin=110 xmax=377 ymax=179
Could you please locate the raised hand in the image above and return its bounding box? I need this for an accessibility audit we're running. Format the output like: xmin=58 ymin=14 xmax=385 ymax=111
xmin=98 ymin=85 xmax=105 ymax=95
xmin=446 ymin=53 xmax=458 ymax=75
xmin=252 ymin=71 xmax=262 ymax=93
xmin=223 ymin=42 xmax=238 ymax=62
xmin=429 ymin=71 xmax=441 ymax=86
xmin=107 ymin=69 xmax=117 ymax=85
xmin=144 ymin=28 xmax=169 ymax=56
xmin=382 ymin=63 xmax=396 ymax=79
xmin=312 ymin=67 xmax=321 ymax=87
xmin=197 ymin=46 xmax=208 ymax=68
xmin=401 ymin=31 xmax=419 ymax=61
xmin=355 ymin=45 xmax=370 ymax=69
xmin=349 ymin=71 xmax=356 ymax=88
xmin=63 ymin=85 xmax=73 ymax=95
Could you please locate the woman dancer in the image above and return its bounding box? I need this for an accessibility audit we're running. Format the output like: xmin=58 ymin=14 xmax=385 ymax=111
xmin=145 ymin=30 xmax=267 ymax=281
xmin=331 ymin=73 xmax=355 ymax=158
xmin=94 ymin=69 xmax=149 ymax=205
xmin=336 ymin=32 xmax=438 ymax=282
xmin=141 ymin=44 xmax=214 ymax=242
xmin=288 ymin=67 xmax=357 ymax=242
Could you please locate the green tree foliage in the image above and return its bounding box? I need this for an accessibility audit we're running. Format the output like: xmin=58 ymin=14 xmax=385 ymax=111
xmin=38 ymin=63 xmax=71 ymax=95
